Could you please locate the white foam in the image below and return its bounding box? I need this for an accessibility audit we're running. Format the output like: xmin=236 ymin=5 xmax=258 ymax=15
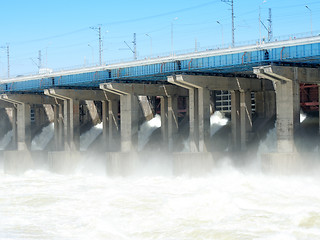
xmin=210 ymin=111 xmax=229 ymax=137
xmin=31 ymin=123 xmax=54 ymax=151
xmin=80 ymin=123 xmax=103 ymax=151
xmin=0 ymin=130 xmax=13 ymax=150
xmin=138 ymin=114 xmax=161 ymax=151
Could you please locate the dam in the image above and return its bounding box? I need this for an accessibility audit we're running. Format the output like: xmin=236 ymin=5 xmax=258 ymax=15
xmin=0 ymin=35 xmax=320 ymax=174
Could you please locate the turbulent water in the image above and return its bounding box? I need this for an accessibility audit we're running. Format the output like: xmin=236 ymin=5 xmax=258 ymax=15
xmin=1 ymin=112 xmax=320 ymax=239
xmin=0 ymin=166 xmax=320 ymax=240
xmin=0 ymin=130 xmax=13 ymax=150
xmin=31 ymin=124 xmax=54 ymax=151
xmin=80 ymin=123 xmax=103 ymax=151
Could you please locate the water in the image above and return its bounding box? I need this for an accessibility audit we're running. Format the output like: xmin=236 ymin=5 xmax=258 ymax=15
xmin=138 ymin=114 xmax=161 ymax=151
xmin=183 ymin=111 xmax=229 ymax=151
xmin=210 ymin=111 xmax=229 ymax=137
xmin=0 ymin=167 xmax=320 ymax=239
xmin=1 ymin=113 xmax=320 ymax=239
xmin=31 ymin=124 xmax=54 ymax=151
xmin=80 ymin=123 xmax=103 ymax=151
xmin=0 ymin=130 xmax=13 ymax=150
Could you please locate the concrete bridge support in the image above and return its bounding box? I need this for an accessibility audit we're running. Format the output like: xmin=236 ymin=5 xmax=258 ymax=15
xmin=120 ymin=94 xmax=139 ymax=152
xmin=231 ymin=90 xmax=253 ymax=151
xmin=45 ymin=89 xmax=114 ymax=152
xmin=45 ymin=90 xmax=80 ymax=151
xmin=100 ymin=82 xmax=188 ymax=175
xmin=102 ymin=99 xmax=120 ymax=151
xmin=167 ymin=74 xmax=274 ymax=174
xmin=255 ymin=90 xmax=276 ymax=119
xmin=100 ymin=83 xmax=187 ymax=153
xmin=0 ymin=94 xmax=55 ymax=151
xmin=160 ymin=95 xmax=179 ymax=151
xmin=99 ymin=85 xmax=139 ymax=152
xmin=169 ymin=74 xmax=267 ymax=153
xmin=254 ymin=65 xmax=304 ymax=172
xmin=168 ymin=75 xmax=211 ymax=152
xmin=53 ymin=104 xmax=64 ymax=150
xmin=44 ymin=89 xmax=116 ymax=173
xmin=254 ymin=66 xmax=300 ymax=153
xmin=0 ymin=102 xmax=16 ymax=150
xmin=100 ymin=84 xmax=140 ymax=175
xmin=168 ymin=75 xmax=213 ymax=175
xmin=0 ymin=94 xmax=55 ymax=173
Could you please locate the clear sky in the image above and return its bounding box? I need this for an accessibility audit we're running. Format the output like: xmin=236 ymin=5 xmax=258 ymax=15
xmin=0 ymin=0 xmax=319 ymax=78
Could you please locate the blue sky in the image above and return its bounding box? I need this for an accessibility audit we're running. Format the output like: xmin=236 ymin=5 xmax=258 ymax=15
xmin=0 ymin=0 xmax=319 ymax=77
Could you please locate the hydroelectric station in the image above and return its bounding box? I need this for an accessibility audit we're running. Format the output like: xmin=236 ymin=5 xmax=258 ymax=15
xmin=1 ymin=36 xmax=320 ymax=175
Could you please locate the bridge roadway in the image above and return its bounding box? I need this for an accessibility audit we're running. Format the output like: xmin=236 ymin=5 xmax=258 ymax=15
xmin=0 ymin=36 xmax=320 ymax=92
xmin=0 ymin=36 xmax=320 ymax=175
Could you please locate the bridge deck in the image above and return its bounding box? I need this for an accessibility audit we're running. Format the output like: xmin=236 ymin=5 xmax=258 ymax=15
xmin=1 ymin=36 xmax=320 ymax=93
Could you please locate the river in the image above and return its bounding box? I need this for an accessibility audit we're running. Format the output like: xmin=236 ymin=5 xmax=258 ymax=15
xmin=0 ymin=163 xmax=320 ymax=240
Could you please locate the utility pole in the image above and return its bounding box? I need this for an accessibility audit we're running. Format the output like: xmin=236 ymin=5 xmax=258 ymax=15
xmin=123 ymin=33 xmax=137 ymax=60
xmin=38 ymin=50 xmax=42 ymax=69
xmin=221 ymin=0 xmax=235 ymax=47
xmin=133 ymin=33 xmax=137 ymax=60
xmin=90 ymin=25 xmax=103 ymax=65
xmin=267 ymin=8 xmax=273 ymax=42
xmin=6 ymin=44 xmax=9 ymax=78
xmin=0 ymin=44 xmax=10 ymax=78
xmin=99 ymin=26 xmax=102 ymax=64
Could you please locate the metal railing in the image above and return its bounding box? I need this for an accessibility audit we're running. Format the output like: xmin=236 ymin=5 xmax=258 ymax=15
xmin=0 ymin=30 xmax=319 ymax=80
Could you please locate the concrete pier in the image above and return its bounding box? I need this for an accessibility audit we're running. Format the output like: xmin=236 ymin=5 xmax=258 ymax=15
xmin=0 ymin=64 xmax=318 ymax=175
xmin=254 ymin=65 xmax=320 ymax=172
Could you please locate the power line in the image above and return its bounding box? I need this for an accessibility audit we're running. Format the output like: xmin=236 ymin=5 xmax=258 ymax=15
xmin=101 ymin=0 xmax=220 ymax=26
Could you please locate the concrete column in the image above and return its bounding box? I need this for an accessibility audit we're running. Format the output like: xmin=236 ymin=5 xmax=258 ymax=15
xmin=231 ymin=90 xmax=240 ymax=151
xmin=120 ymin=94 xmax=139 ymax=152
xmin=256 ymin=91 xmax=276 ymax=118
xmin=138 ymin=96 xmax=153 ymax=121
xmin=274 ymin=80 xmax=299 ymax=152
xmin=168 ymin=95 xmax=179 ymax=151
xmin=160 ymin=97 xmax=168 ymax=149
xmin=44 ymin=104 xmax=54 ymax=122
xmin=12 ymin=107 xmax=17 ymax=150
xmin=102 ymin=100 xmax=120 ymax=151
xmin=198 ymin=88 xmax=210 ymax=152
xmin=63 ymin=100 xmax=70 ymax=150
xmin=63 ymin=99 xmax=80 ymax=151
xmin=102 ymin=100 xmax=108 ymax=149
xmin=108 ymin=99 xmax=120 ymax=151
xmin=53 ymin=105 xmax=60 ymax=150
xmin=189 ymin=88 xmax=199 ymax=152
xmin=58 ymin=103 xmax=64 ymax=150
xmin=240 ymin=90 xmax=252 ymax=151
xmin=265 ymin=91 xmax=276 ymax=118
xmin=293 ymin=68 xmax=300 ymax=129
xmin=70 ymin=99 xmax=80 ymax=151
xmin=85 ymin=100 xmax=100 ymax=125
xmin=17 ymin=103 xmax=31 ymax=151
xmin=255 ymin=92 xmax=265 ymax=118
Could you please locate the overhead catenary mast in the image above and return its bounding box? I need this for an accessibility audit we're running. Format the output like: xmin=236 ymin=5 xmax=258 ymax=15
xmin=133 ymin=33 xmax=137 ymax=60
xmin=38 ymin=50 xmax=42 ymax=69
xmin=6 ymin=44 xmax=9 ymax=78
xmin=267 ymin=8 xmax=273 ymax=42
xmin=90 ymin=25 xmax=103 ymax=65
xmin=221 ymin=0 xmax=235 ymax=47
